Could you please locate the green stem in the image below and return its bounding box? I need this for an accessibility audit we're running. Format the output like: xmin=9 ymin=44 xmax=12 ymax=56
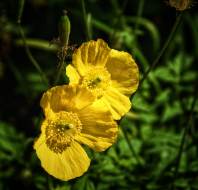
xmin=81 ymin=0 xmax=91 ymax=40
xmin=171 ymin=93 xmax=197 ymax=190
xmin=91 ymin=18 xmax=114 ymax=34
xmin=54 ymin=59 xmax=65 ymax=85
xmin=17 ymin=0 xmax=49 ymax=86
xmin=87 ymin=13 xmax=93 ymax=40
xmin=121 ymin=127 xmax=143 ymax=166
xmin=139 ymin=12 xmax=183 ymax=88
xmin=110 ymin=0 xmax=128 ymax=43
xmin=18 ymin=26 xmax=49 ymax=86
xmin=17 ymin=0 xmax=25 ymax=24
xmin=134 ymin=0 xmax=145 ymax=34
xmin=127 ymin=16 xmax=160 ymax=54
xmin=15 ymin=38 xmax=58 ymax=52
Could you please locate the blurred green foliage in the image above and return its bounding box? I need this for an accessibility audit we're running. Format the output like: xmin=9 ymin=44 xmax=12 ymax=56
xmin=0 ymin=0 xmax=198 ymax=189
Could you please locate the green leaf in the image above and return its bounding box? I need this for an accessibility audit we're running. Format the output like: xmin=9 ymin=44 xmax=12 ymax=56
xmin=73 ymin=175 xmax=87 ymax=190
xmin=162 ymin=101 xmax=182 ymax=122
xmin=174 ymin=178 xmax=189 ymax=188
xmin=86 ymin=181 xmax=95 ymax=190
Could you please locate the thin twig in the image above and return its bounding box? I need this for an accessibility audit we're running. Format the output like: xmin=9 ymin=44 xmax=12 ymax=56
xmin=139 ymin=12 xmax=183 ymax=89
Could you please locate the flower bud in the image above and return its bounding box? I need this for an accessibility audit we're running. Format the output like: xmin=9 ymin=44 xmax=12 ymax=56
xmin=58 ymin=10 xmax=71 ymax=46
xmin=169 ymin=0 xmax=192 ymax=11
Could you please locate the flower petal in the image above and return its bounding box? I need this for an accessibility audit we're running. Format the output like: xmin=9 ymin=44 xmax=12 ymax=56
xmin=106 ymin=49 xmax=139 ymax=96
xmin=76 ymin=101 xmax=118 ymax=152
xmin=72 ymin=39 xmax=110 ymax=76
xmin=66 ymin=65 xmax=80 ymax=84
xmin=101 ymin=88 xmax=131 ymax=120
xmin=40 ymin=85 xmax=95 ymax=117
xmin=34 ymin=134 xmax=90 ymax=181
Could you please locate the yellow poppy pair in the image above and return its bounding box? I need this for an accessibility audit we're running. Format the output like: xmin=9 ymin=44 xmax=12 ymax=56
xmin=34 ymin=39 xmax=139 ymax=181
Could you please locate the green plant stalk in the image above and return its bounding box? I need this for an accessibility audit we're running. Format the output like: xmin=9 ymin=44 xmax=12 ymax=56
xmin=81 ymin=0 xmax=91 ymax=40
xmin=171 ymin=93 xmax=197 ymax=190
xmin=110 ymin=0 xmax=128 ymax=43
xmin=17 ymin=0 xmax=49 ymax=86
xmin=91 ymin=18 xmax=114 ymax=34
xmin=54 ymin=59 xmax=65 ymax=85
xmin=87 ymin=13 xmax=93 ymax=40
xmin=18 ymin=26 xmax=49 ymax=86
xmin=7 ymin=59 xmax=30 ymax=98
xmin=17 ymin=0 xmax=25 ymax=24
xmin=139 ymin=12 xmax=183 ymax=88
xmin=131 ymin=46 xmax=149 ymax=69
xmin=134 ymin=0 xmax=145 ymax=34
xmin=121 ymin=127 xmax=143 ymax=166
xmin=127 ymin=16 xmax=160 ymax=53
xmin=15 ymin=38 xmax=58 ymax=52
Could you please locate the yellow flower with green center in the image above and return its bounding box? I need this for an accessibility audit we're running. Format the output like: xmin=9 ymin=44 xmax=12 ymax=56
xmin=34 ymin=84 xmax=118 ymax=181
xmin=66 ymin=39 xmax=139 ymax=120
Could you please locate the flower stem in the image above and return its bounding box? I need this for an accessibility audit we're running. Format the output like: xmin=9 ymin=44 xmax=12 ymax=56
xmin=18 ymin=26 xmax=49 ymax=86
xmin=17 ymin=0 xmax=25 ymax=24
xmin=134 ymin=0 xmax=145 ymax=34
xmin=81 ymin=0 xmax=92 ymax=40
xmin=54 ymin=59 xmax=65 ymax=85
xmin=139 ymin=12 xmax=183 ymax=88
xmin=15 ymin=38 xmax=58 ymax=52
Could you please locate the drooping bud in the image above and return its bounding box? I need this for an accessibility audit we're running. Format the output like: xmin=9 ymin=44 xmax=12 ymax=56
xmin=58 ymin=10 xmax=71 ymax=47
xmin=169 ymin=0 xmax=192 ymax=11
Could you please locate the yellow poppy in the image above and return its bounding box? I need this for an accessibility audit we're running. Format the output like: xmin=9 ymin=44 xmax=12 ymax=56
xmin=34 ymin=84 xmax=118 ymax=181
xmin=66 ymin=39 xmax=139 ymax=120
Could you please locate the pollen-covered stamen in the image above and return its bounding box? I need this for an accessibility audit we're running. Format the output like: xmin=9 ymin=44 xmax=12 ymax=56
xmin=87 ymin=77 xmax=101 ymax=88
xmin=45 ymin=111 xmax=82 ymax=154
xmin=82 ymin=67 xmax=111 ymax=98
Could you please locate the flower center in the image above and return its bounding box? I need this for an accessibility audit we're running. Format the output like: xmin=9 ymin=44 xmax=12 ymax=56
xmin=81 ymin=67 xmax=111 ymax=98
xmin=45 ymin=111 xmax=82 ymax=154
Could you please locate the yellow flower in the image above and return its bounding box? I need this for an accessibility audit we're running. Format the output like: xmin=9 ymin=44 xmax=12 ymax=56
xmin=66 ymin=39 xmax=139 ymax=120
xmin=34 ymin=84 xmax=118 ymax=181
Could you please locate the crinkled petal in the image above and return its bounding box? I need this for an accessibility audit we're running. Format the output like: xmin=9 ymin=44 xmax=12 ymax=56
xmin=72 ymin=39 xmax=110 ymax=76
xmin=76 ymin=101 xmax=118 ymax=152
xmin=66 ymin=65 xmax=80 ymax=84
xmin=101 ymin=87 xmax=131 ymax=120
xmin=40 ymin=85 xmax=95 ymax=117
xmin=106 ymin=49 xmax=139 ymax=96
xmin=34 ymin=134 xmax=90 ymax=181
